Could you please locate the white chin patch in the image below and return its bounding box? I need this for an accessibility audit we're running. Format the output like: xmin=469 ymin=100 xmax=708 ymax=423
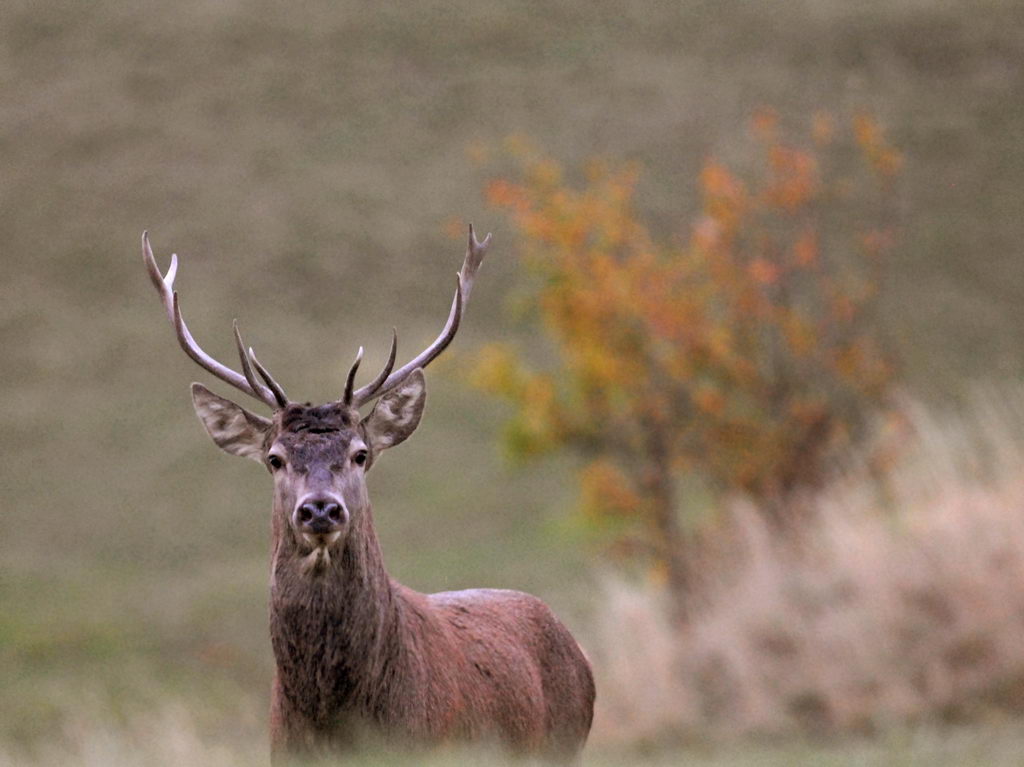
xmin=299 ymin=532 xmax=342 ymax=574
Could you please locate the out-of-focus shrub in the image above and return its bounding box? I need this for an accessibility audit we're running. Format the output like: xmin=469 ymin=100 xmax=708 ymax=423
xmin=590 ymin=387 xmax=1024 ymax=742
xmin=470 ymin=111 xmax=902 ymax=607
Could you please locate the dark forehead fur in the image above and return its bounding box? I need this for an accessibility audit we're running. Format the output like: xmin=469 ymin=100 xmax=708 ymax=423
xmin=273 ymin=402 xmax=363 ymax=464
xmin=278 ymin=402 xmax=357 ymax=434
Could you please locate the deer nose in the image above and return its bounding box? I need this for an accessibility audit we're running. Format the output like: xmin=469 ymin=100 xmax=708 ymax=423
xmin=294 ymin=495 xmax=349 ymax=535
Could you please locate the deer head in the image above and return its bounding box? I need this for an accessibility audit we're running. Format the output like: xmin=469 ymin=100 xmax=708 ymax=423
xmin=143 ymin=228 xmax=491 ymax=573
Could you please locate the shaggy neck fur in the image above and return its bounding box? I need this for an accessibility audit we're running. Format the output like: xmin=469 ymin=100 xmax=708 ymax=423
xmin=269 ymin=503 xmax=407 ymax=743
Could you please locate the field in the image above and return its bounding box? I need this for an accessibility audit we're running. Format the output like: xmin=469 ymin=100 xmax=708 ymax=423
xmin=2 ymin=0 xmax=1024 ymax=763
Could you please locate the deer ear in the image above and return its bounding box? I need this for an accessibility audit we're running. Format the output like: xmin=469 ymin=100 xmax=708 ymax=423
xmin=362 ymin=369 xmax=426 ymax=454
xmin=191 ymin=383 xmax=272 ymax=462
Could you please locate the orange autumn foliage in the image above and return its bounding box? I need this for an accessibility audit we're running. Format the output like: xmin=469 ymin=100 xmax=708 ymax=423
xmin=471 ymin=110 xmax=901 ymax=569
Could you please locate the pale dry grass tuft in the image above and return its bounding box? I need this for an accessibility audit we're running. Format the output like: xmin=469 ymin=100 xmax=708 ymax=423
xmin=591 ymin=386 xmax=1024 ymax=743
xmin=0 ymin=702 xmax=266 ymax=767
xmin=0 ymin=700 xmax=551 ymax=767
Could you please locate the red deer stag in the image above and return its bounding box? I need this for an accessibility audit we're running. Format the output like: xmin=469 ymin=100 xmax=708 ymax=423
xmin=142 ymin=228 xmax=595 ymax=761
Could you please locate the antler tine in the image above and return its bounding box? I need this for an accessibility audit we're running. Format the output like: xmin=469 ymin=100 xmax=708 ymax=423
xmin=458 ymin=223 xmax=492 ymax=307
xmin=350 ymin=328 xmax=397 ymax=405
xmin=342 ymin=346 xmax=364 ymax=406
xmin=354 ymin=224 xmax=491 ymax=404
xmin=171 ymin=293 xmax=283 ymax=410
xmin=143 ymin=230 xmax=178 ymax=324
xmin=248 ymin=347 xmax=289 ymax=408
xmin=233 ymin=320 xmax=275 ymax=402
xmin=143 ymin=231 xmax=283 ymax=410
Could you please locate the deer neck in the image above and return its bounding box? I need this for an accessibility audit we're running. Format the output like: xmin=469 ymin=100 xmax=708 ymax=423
xmin=269 ymin=505 xmax=406 ymax=726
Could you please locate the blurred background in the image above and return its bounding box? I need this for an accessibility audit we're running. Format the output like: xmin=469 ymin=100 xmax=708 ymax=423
xmin=3 ymin=0 xmax=1024 ymax=764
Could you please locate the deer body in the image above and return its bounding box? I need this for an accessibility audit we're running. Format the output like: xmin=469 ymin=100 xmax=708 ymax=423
xmin=142 ymin=229 xmax=594 ymax=761
xmin=269 ymin=574 xmax=593 ymax=755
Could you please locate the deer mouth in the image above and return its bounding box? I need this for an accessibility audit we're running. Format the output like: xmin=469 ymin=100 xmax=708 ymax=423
xmin=300 ymin=530 xmax=342 ymax=552
xmin=298 ymin=531 xmax=342 ymax=574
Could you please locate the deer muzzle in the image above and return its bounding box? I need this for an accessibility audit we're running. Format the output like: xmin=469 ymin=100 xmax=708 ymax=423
xmin=293 ymin=494 xmax=349 ymax=546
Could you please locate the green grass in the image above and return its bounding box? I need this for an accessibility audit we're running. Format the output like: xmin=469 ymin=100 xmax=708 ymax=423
xmin=2 ymin=0 xmax=1024 ymax=763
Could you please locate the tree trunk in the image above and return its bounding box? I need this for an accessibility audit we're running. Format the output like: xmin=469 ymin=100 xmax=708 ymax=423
xmin=641 ymin=420 xmax=690 ymax=625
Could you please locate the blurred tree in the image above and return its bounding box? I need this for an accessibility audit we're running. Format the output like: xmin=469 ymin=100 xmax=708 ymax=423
xmin=469 ymin=110 xmax=902 ymax=616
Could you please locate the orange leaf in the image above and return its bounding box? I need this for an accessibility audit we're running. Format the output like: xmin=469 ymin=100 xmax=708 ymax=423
xmin=748 ymin=258 xmax=780 ymax=285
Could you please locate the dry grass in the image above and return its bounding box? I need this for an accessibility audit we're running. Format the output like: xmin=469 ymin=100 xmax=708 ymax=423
xmin=8 ymin=702 xmax=1024 ymax=767
xmin=0 ymin=707 xmax=258 ymax=767
xmin=592 ymin=386 xmax=1024 ymax=744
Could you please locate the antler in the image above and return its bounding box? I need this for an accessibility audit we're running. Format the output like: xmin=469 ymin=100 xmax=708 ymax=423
xmin=143 ymin=231 xmax=288 ymax=410
xmin=347 ymin=224 xmax=492 ymax=407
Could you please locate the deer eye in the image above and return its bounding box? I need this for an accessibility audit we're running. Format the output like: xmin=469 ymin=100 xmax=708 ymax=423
xmin=353 ymin=450 xmax=368 ymax=467
xmin=267 ymin=454 xmax=285 ymax=471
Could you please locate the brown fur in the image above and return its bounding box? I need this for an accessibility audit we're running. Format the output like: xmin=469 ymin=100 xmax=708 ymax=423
xmin=192 ymin=385 xmax=595 ymax=762
xmin=268 ymin=515 xmax=595 ymax=760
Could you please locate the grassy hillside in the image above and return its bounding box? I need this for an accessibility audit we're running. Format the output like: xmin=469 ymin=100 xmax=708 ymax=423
xmin=2 ymin=0 xmax=1023 ymax=762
